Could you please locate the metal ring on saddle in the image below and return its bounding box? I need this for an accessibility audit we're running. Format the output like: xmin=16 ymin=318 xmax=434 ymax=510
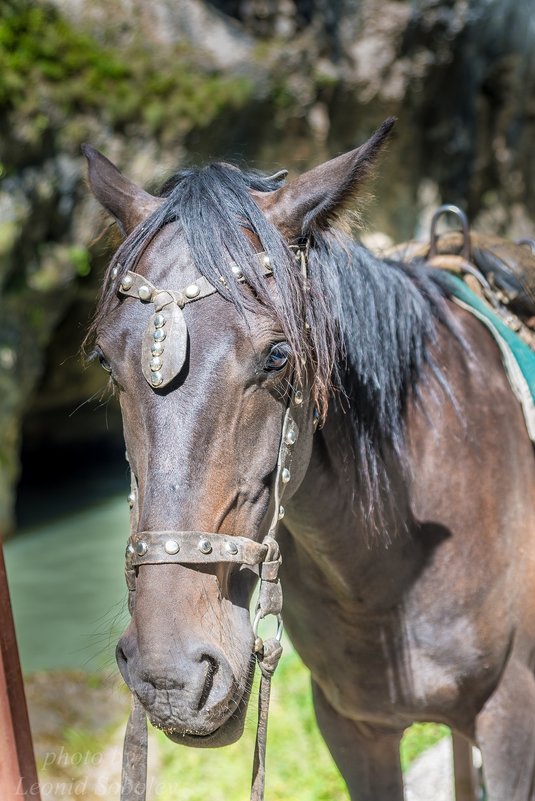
xmin=516 ymin=238 xmax=535 ymax=255
xmin=429 ymin=204 xmax=471 ymax=261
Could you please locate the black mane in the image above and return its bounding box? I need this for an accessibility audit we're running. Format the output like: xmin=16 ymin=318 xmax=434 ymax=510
xmin=87 ymin=161 xmax=455 ymax=529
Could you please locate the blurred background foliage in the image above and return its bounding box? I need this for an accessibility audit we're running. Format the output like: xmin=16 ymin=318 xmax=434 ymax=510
xmin=0 ymin=0 xmax=532 ymax=796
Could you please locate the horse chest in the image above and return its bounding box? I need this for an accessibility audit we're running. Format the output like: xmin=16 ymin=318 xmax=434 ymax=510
xmin=280 ymin=541 xmax=493 ymax=726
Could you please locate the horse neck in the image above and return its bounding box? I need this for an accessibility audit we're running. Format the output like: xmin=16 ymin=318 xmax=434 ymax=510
xmin=284 ymin=413 xmax=419 ymax=602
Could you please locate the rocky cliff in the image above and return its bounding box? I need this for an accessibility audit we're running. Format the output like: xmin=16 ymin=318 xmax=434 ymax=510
xmin=1 ymin=0 xmax=534 ymax=532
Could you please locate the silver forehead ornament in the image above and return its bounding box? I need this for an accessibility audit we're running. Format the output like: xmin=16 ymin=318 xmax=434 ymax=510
xmin=141 ymin=299 xmax=188 ymax=388
xmin=117 ymin=274 xmax=192 ymax=389
xmin=116 ymin=253 xmax=277 ymax=390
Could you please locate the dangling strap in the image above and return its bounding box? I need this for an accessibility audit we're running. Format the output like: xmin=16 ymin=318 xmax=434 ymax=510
xmin=121 ymin=695 xmax=148 ymax=801
xmin=251 ymin=639 xmax=283 ymax=801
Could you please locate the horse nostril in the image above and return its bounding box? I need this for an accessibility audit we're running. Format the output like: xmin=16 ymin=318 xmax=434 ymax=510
xmin=197 ymin=654 xmax=218 ymax=711
xmin=116 ymin=641 xmax=130 ymax=684
xmin=191 ymin=646 xmax=235 ymax=713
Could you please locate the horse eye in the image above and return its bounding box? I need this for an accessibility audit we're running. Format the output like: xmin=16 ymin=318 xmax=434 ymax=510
xmin=99 ymin=355 xmax=112 ymax=374
xmin=91 ymin=348 xmax=112 ymax=374
xmin=264 ymin=343 xmax=290 ymax=372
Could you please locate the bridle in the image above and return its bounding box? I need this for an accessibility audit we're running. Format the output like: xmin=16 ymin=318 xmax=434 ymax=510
xmin=116 ymin=246 xmax=313 ymax=801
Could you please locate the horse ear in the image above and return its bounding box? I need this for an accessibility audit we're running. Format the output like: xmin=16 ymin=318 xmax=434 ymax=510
xmin=82 ymin=144 xmax=163 ymax=235
xmin=254 ymin=118 xmax=396 ymax=239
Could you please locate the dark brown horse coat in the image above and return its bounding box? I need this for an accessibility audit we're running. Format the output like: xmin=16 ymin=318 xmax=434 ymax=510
xmin=83 ymin=122 xmax=535 ymax=801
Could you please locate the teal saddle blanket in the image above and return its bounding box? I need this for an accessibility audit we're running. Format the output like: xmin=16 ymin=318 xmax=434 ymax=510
xmin=438 ymin=271 xmax=535 ymax=440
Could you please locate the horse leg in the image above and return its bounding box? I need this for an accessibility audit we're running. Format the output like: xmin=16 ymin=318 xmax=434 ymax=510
xmin=475 ymin=659 xmax=535 ymax=800
xmin=312 ymin=680 xmax=404 ymax=801
xmin=452 ymin=733 xmax=480 ymax=801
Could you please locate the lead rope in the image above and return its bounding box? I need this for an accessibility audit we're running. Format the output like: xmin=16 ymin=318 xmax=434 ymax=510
xmin=121 ymin=696 xmax=147 ymax=801
xmin=251 ymin=639 xmax=283 ymax=801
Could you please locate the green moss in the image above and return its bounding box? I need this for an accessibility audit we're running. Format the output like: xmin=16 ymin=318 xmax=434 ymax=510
xmin=0 ymin=0 xmax=254 ymax=150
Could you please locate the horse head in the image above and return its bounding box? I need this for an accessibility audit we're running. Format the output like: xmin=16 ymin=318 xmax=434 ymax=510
xmin=82 ymin=119 xmax=394 ymax=746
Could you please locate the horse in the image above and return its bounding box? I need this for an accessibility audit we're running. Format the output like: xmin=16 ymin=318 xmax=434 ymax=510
xmin=82 ymin=118 xmax=535 ymax=801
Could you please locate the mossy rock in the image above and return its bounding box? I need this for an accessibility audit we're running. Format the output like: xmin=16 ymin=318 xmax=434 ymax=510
xmin=0 ymin=0 xmax=255 ymax=160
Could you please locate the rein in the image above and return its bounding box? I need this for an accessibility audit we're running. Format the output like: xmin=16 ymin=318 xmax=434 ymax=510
xmin=117 ymin=247 xmax=311 ymax=801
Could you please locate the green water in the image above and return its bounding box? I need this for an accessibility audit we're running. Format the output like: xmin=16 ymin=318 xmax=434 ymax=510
xmin=4 ymin=494 xmax=131 ymax=673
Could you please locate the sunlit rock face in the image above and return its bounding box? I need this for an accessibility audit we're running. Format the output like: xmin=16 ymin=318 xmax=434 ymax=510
xmin=3 ymin=0 xmax=535 ymax=532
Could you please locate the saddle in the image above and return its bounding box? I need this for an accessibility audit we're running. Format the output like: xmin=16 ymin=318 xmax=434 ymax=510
xmin=383 ymin=206 xmax=535 ymax=350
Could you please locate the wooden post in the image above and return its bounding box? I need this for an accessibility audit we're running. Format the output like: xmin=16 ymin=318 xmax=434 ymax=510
xmin=0 ymin=540 xmax=41 ymax=801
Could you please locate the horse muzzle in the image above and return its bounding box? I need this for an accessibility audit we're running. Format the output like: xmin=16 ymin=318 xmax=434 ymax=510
xmin=116 ymin=634 xmax=254 ymax=745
